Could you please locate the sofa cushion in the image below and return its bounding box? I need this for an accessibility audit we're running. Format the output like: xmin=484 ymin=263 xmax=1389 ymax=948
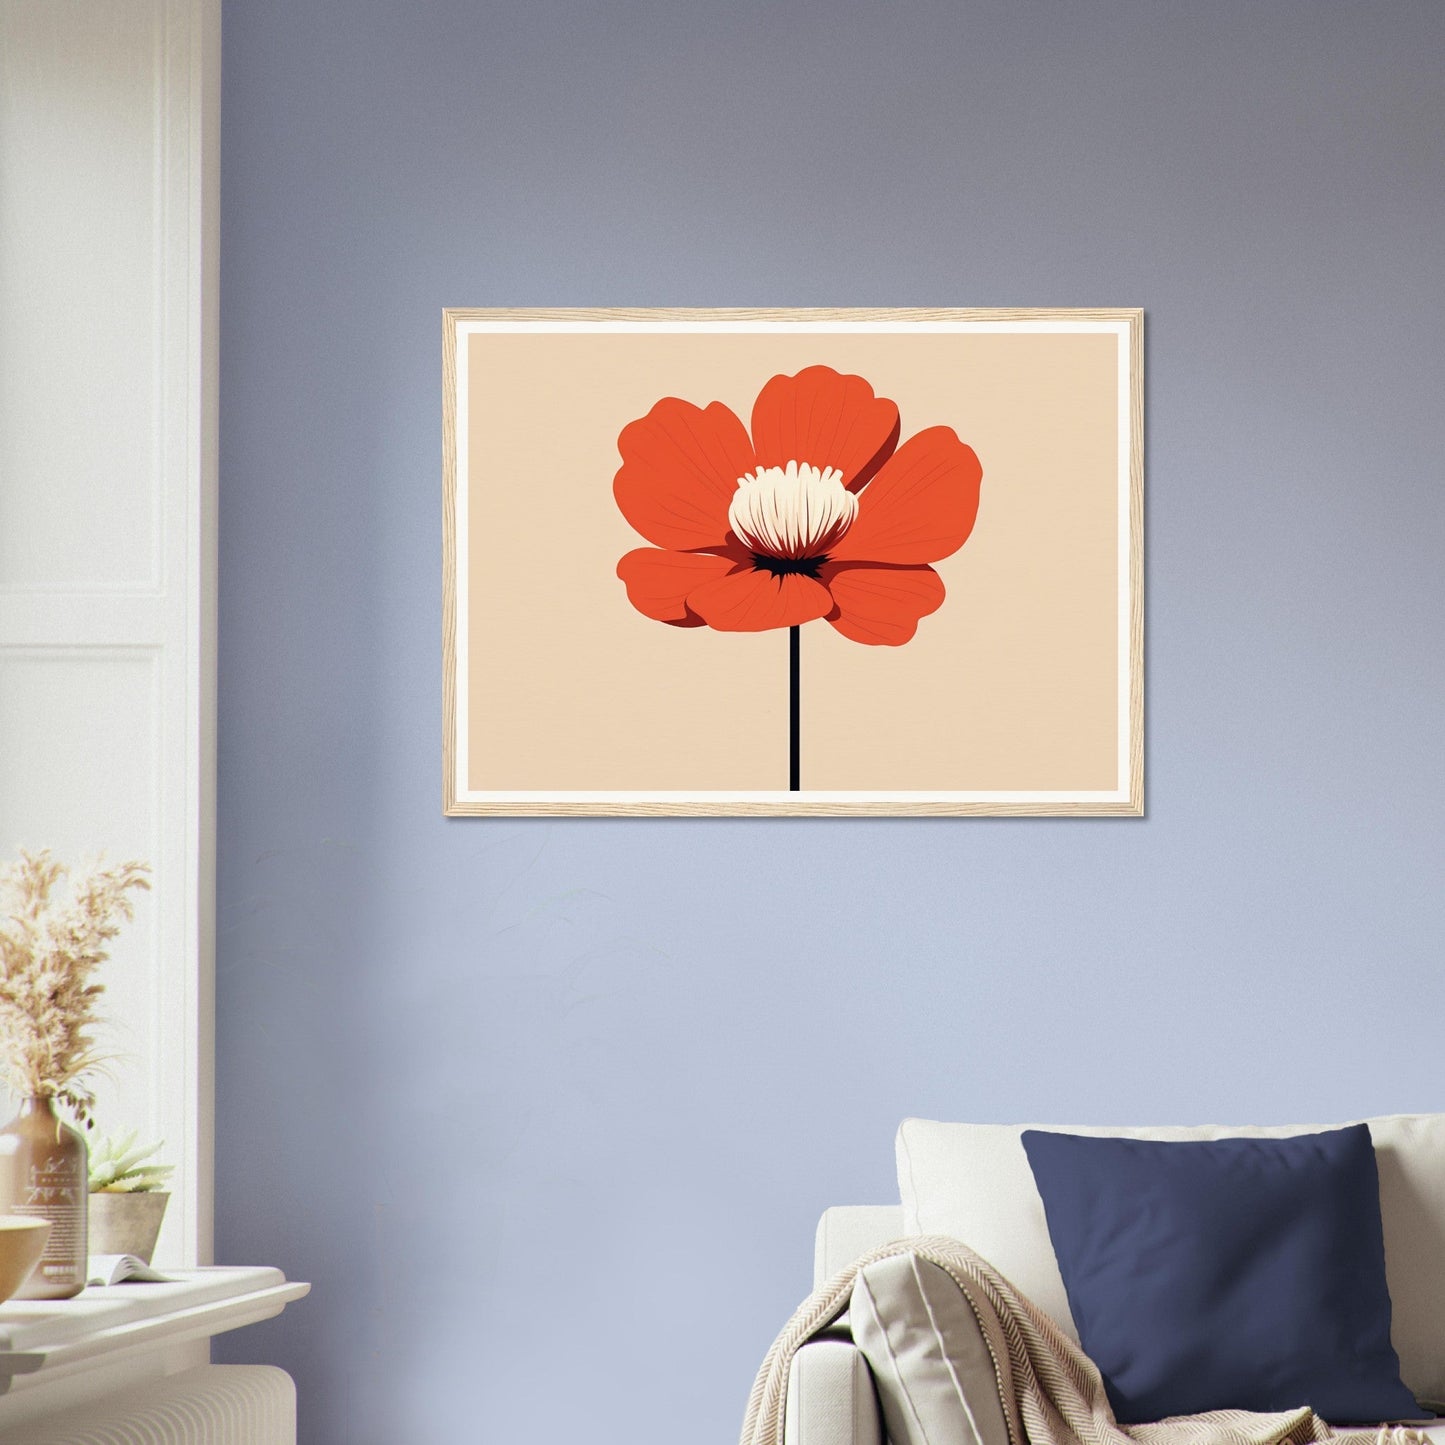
xmin=897 ymin=1115 xmax=1445 ymax=1406
xmin=1022 ymin=1125 xmax=1419 ymax=1423
xmin=849 ymin=1253 xmax=1011 ymax=1445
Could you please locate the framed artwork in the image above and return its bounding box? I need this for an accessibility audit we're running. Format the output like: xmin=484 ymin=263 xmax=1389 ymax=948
xmin=443 ymin=308 xmax=1143 ymax=817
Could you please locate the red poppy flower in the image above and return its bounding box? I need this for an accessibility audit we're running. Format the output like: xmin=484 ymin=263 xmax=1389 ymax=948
xmin=614 ymin=365 xmax=982 ymax=645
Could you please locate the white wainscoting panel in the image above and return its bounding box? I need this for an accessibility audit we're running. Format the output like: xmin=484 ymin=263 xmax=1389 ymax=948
xmin=0 ymin=0 xmax=219 ymax=1267
xmin=0 ymin=5 xmax=160 ymax=591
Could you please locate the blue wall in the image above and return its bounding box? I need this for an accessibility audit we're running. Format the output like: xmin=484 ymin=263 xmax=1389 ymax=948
xmin=217 ymin=4 xmax=1445 ymax=1441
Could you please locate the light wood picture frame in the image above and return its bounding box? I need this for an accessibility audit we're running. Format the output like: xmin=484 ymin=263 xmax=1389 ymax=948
xmin=444 ymin=307 xmax=1143 ymax=816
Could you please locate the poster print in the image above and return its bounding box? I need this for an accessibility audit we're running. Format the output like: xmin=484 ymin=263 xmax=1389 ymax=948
xmin=443 ymin=308 xmax=1143 ymax=817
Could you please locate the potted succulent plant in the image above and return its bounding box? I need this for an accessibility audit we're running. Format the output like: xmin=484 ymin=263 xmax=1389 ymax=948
xmin=88 ymin=1132 xmax=174 ymax=1264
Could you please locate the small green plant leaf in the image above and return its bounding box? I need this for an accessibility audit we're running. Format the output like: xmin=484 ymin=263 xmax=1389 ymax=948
xmin=87 ymin=1131 xmax=172 ymax=1192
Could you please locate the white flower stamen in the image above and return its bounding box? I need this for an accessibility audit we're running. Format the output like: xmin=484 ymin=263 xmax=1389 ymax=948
xmin=728 ymin=461 xmax=857 ymax=560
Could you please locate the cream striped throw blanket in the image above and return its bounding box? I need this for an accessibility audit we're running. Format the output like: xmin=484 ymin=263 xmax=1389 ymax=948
xmin=740 ymin=1237 xmax=1427 ymax=1445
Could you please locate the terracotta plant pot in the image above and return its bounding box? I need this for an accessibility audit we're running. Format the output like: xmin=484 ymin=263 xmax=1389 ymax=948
xmin=88 ymin=1191 xmax=169 ymax=1264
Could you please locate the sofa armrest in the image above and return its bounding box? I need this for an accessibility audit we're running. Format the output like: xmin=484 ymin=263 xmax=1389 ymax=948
xmin=814 ymin=1207 xmax=904 ymax=1288
xmin=784 ymin=1337 xmax=883 ymax=1445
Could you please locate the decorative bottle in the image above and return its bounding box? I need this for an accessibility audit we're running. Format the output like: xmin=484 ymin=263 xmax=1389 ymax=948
xmin=0 ymin=1096 xmax=88 ymax=1299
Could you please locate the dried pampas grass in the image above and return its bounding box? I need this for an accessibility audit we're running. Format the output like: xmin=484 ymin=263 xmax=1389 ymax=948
xmin=0 ymin=850 xmax=150 ymax=1125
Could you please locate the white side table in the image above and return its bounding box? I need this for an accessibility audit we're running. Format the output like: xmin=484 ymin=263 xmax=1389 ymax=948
xmin=0 ymin=1267 xmax=309 ymax=1442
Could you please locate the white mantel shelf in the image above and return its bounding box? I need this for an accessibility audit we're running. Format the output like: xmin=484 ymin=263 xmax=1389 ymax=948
xmin=0 ymin=1267 xmax=308 ymax=1403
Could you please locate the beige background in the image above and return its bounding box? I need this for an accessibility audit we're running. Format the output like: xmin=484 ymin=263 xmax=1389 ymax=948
xmin=467 ymin=330 xmax=1119 ymax=792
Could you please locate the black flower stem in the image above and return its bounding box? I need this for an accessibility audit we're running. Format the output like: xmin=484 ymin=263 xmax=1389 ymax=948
xmin=789 ymin=625 xmax=801 ymax=792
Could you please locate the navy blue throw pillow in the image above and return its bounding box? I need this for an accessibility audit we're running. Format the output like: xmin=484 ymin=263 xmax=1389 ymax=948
xmin=1021 ymin=1125 xmax=1422 ymax=1425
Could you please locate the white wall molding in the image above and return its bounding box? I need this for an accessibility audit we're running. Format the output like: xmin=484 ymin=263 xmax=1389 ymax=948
xmin=0 ymin=0 xmax=219 ymax=1267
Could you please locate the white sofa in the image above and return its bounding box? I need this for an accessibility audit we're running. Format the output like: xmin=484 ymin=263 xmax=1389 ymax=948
xmin=783 ymin=1117 xmax=1445 ymax=1445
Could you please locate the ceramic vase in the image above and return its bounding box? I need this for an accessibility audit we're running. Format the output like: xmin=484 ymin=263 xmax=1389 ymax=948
xmin=0 ymin=1096 xmax=88 ymax=1298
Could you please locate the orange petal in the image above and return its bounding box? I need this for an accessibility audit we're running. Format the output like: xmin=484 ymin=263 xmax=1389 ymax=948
xmin=828 ymin=427 xmax=982 ymax=565
xmin=614 ymin=398 xmax=756 ymax=551
xmin=616 ymin=547 xmax=738 ymax=624
xmin=687 ymin=565 xmax=833 ymax=633
xmin=821 ymin=563 xmax=946 ymax=646
xmin=750 ymin=366 xmax=900 ymax=491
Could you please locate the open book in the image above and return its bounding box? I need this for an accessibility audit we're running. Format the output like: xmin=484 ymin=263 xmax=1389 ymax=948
xmin=86 ymin=1254 xmax=175 ymax=1287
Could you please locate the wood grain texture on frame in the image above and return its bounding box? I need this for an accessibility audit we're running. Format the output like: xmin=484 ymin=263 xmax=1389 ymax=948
xmin=443 ymin=307 xmax=1144 ymax=817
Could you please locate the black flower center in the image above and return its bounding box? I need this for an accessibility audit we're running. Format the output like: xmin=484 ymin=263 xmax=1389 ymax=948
xmin=752 ymin=553 xmax=828 ymax=580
